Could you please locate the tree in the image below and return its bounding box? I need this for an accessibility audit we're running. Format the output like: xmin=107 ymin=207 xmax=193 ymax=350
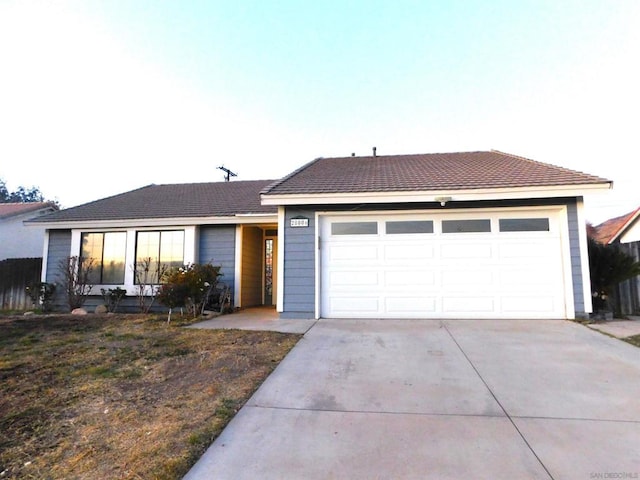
xmin=588 ymin=237 xmax=640 ymax=313
xmin=0 ymin=178 xmax=58 ymax=205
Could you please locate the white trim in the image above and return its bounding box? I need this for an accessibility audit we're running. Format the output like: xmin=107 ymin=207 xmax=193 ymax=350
xmin=261 ymin=183 xmax=612 ymax=206
xmin=69 ymin=226 xmax=197 ymax=297
xmin=234 ymin=225 xmax=243 ymax=308
xmin=316 ymin=204 xmax=574 ymax=319
xmin=276 ymin=207 xmax=285 ymax=313
xmin=557 ymin=205 xmax=576 ymax=319
xmin=41 ymin=230 xmax=50 ymax=283
xmin=30 ymin=214 xmax=278 ymax=230
xmin=315 ymin=211 xmax=321 ymax=320
xmin=576 ymin=198 xmax=593 ymax=313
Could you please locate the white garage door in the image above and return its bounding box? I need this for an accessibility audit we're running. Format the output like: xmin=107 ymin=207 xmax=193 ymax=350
xmin=320 ymin=209 xmax=570 ymax=319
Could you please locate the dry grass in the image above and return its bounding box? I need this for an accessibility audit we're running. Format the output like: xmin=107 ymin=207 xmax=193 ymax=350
xmin=0 ymin=313 xmax=301 ymax=479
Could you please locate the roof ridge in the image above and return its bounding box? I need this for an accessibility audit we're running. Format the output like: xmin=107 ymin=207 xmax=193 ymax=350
xmin=261 ymin=157 xmax=324 ymax=195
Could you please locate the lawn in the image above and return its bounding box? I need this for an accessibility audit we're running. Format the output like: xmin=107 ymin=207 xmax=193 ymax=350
xmin=0 ymin=313 xmax=301 ymax=479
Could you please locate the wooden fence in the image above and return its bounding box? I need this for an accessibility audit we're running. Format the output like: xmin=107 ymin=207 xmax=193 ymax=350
xmin=612 ymin=242 xmax=640 ymax=316
xmin=0 ymin=257 xmax=43 ymax=310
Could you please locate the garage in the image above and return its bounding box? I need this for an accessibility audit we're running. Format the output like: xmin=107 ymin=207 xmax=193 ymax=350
xmin=320 ymin=208 xmax=571 ymax=319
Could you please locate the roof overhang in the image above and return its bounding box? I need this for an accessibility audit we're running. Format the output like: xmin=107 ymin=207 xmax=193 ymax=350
xmin=261 ymin=182 xmax=613 ymax=206
xmin=615 ymin=210 xmax=640 ymax=244
xmin=25 ymin=213 xmax=278 ymax=230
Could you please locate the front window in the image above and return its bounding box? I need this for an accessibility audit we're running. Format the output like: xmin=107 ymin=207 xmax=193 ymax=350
xmin=81 ymin=232 xmax=127 ymax=284
xmin=135 ymin=230 xmax=185 ymax=283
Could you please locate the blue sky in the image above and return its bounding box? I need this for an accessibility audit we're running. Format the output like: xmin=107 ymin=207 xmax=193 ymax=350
xmin=1 ymin=0 xmax=638 ymax=223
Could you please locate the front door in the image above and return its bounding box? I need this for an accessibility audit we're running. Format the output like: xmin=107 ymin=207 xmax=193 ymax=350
xmin=264 ymin=232 xmax=278 ymax=306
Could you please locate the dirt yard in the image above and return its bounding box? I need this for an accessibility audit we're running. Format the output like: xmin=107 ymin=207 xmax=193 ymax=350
xmin=0 ymin=313 xmax=301 ymax=479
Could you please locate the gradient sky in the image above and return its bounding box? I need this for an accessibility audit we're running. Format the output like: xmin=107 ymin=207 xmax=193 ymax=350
xmin=1 ymin=0 xmax=638 ymax=223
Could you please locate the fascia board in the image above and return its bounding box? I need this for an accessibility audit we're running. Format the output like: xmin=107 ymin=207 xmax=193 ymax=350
xmin=260 ymin=182 xmax=612 ymax=206
xmin=619 ymin=213 xmax=640 ymax=244
xmin=27 ymin=214 xmax=278 ymax=230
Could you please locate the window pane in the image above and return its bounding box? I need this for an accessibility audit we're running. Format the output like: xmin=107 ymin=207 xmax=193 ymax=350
xmin=102 ymin=232 xmax=127 ymax=283
xmin=331 ymin=222 xmax=378 ymax=235
xmin=442 ymin=219 xmax=491 ymax=233
xmin=160 ymin=231 xmax=184 ymax=270
xmin=81 ymin=233 xmax=103 ymax=284
xmin=386 ymin=221 xmax=434 ymax=234
xmin=136 ymin=231 xmax=160 ymax=283
xmin=135 ymin=230 xmax=185 ymax=283
xmin=499 ymin=218 xmax=550 ymax=232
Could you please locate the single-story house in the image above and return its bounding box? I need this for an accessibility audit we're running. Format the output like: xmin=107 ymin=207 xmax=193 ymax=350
xmin=591 ymin=207 xmax=640 ymax=315
xmin=28 ymin=150 xmax=612 ymax=319
xmin=0 ymin=202 xmax=58 ymax=261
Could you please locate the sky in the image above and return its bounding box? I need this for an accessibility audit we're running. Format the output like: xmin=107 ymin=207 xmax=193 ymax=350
xmin=0 ymin=0 xmax=638 ymax=224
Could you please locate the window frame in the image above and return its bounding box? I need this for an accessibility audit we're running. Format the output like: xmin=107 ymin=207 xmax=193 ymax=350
xmin=80 ymin=231 xmax=127 ymax=285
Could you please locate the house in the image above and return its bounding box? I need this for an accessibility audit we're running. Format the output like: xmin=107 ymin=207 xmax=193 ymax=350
xmin=0 ymin=202 xmax=58 ymax=260
xmin=28 ymin=150 xmax=611 ymax=319
xmin=591 ymin=207 xmax=640 ymax=315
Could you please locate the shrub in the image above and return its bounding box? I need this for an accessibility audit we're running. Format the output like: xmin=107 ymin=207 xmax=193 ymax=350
xmin=157 ymin=263 xmax=222 ymax=321
xmin=25 ymin=282 xmax=56 ymax=312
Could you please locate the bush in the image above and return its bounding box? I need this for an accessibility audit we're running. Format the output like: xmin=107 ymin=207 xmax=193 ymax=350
xmin=25 ymin=282 xmax=56 ymax=312
xmin=157 ymin=263 xmax=222 ymax=320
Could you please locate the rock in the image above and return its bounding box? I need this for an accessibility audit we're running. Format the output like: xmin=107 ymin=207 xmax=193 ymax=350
xmin=71 ymin=308 xmax=88 ymax=315
xmin=23 ymin=311 xmax=35 ymax=316
xmin=95 ymin=304 xmax=108 ymax=314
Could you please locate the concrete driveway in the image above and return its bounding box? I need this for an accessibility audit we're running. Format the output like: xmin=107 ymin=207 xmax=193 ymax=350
xmin=183 ymin=319 xmax=640 ymax=480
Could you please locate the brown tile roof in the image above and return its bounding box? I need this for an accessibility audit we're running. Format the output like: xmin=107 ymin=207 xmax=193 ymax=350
xmin=0 ymin=202 xmax=57 ymax=219
xmin=261 ymin=150 xmax=611 ymax=196
xmin=592 ymin=207 xmax=640 ymax=244
xmin=28 ymin=180 xmax=277 ymax=224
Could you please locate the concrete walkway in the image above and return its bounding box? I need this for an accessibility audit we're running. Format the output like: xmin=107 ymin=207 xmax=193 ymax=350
xmin=188 ymin=306 xmax=317 ymax=334
xmin=184 ymin=318 xmax=640 ymax=480
xmin=587 ymin=316 xmax=640 ymax=339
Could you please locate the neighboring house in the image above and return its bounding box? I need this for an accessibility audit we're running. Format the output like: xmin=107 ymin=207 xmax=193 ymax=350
xmin=592 ymin=207 xmax=640 ymax=315
xmin=28 ymin=150 xmax=611 ymax=319
xmin=0 ymin=202 xmax=58 ymax=260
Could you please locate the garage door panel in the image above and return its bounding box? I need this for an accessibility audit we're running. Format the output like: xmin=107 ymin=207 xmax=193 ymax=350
xmin=499 ymin=241 xmax=557 ymax=258
xmin=329 ymin=244 xmax=379 ymax=261
xmin=330 ymin=297 xmax=381 ymax=314
xmin=442 ymin=297 xmax=496 ymax=313
xmin=441 ymin=269 xmax=494 ymax=287
xmin=384 ymin=244 xmax=434 ymax=260
xmin=330 ymin=271 xmax=379 ymax=287
xmin=386 ymin=297 xmax=437 ymax=314
xmin=501 ymin=296 xmax=556 ymax=313
xmin=440 ymin=243 xmax=492 ymax=259
xmin=385 ymin=270 xmax=435 ymax=288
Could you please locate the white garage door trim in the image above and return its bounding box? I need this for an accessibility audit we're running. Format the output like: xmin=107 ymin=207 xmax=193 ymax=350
xmin=316 ymin=206 xmax=573 ymax=319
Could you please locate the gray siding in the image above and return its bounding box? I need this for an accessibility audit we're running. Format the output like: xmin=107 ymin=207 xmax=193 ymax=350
xmin=280 ymin=198 xmax=588 ymax=319
xmin=281 ymin=209 xmax=316 ymax=318
xmin=566 ymin=199 xmax=586 ymax=315
xmin=45 ymin=229 xmax=72 ymax=311
xmin=199 ymin=226 xmax=236 ymax=295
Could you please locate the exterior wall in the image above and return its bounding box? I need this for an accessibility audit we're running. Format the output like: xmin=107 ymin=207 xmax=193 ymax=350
xmin=0 ymin=210 xmax=51 ymax=260
xmin=199 ymin=226 xmax=236 ymax=298
xmin=279 ymin=198 xmax=587 ymax=319
xmin=240 ymin=226 xmax=263 ymax=307
xmin=44 ymin=229 xmax=72 ymax=311
xmin=566 ymin=200 xmax=587 ymax=316
xmin=280 ymin=208 xmax=316 ymax=319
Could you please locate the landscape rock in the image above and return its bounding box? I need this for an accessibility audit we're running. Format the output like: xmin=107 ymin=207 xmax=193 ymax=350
xmin=95 ymin=305 xmax=108 ymax=314
xmin=71 ymin=308 xmax=88 ymax=315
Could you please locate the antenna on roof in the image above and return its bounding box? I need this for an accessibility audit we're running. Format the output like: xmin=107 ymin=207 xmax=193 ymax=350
xmin=218 ymin=165 xmax=237 ymax=182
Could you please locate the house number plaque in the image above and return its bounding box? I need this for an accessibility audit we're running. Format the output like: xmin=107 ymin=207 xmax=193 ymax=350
xmin=290 ymin=217 xmax=309 ymax=228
